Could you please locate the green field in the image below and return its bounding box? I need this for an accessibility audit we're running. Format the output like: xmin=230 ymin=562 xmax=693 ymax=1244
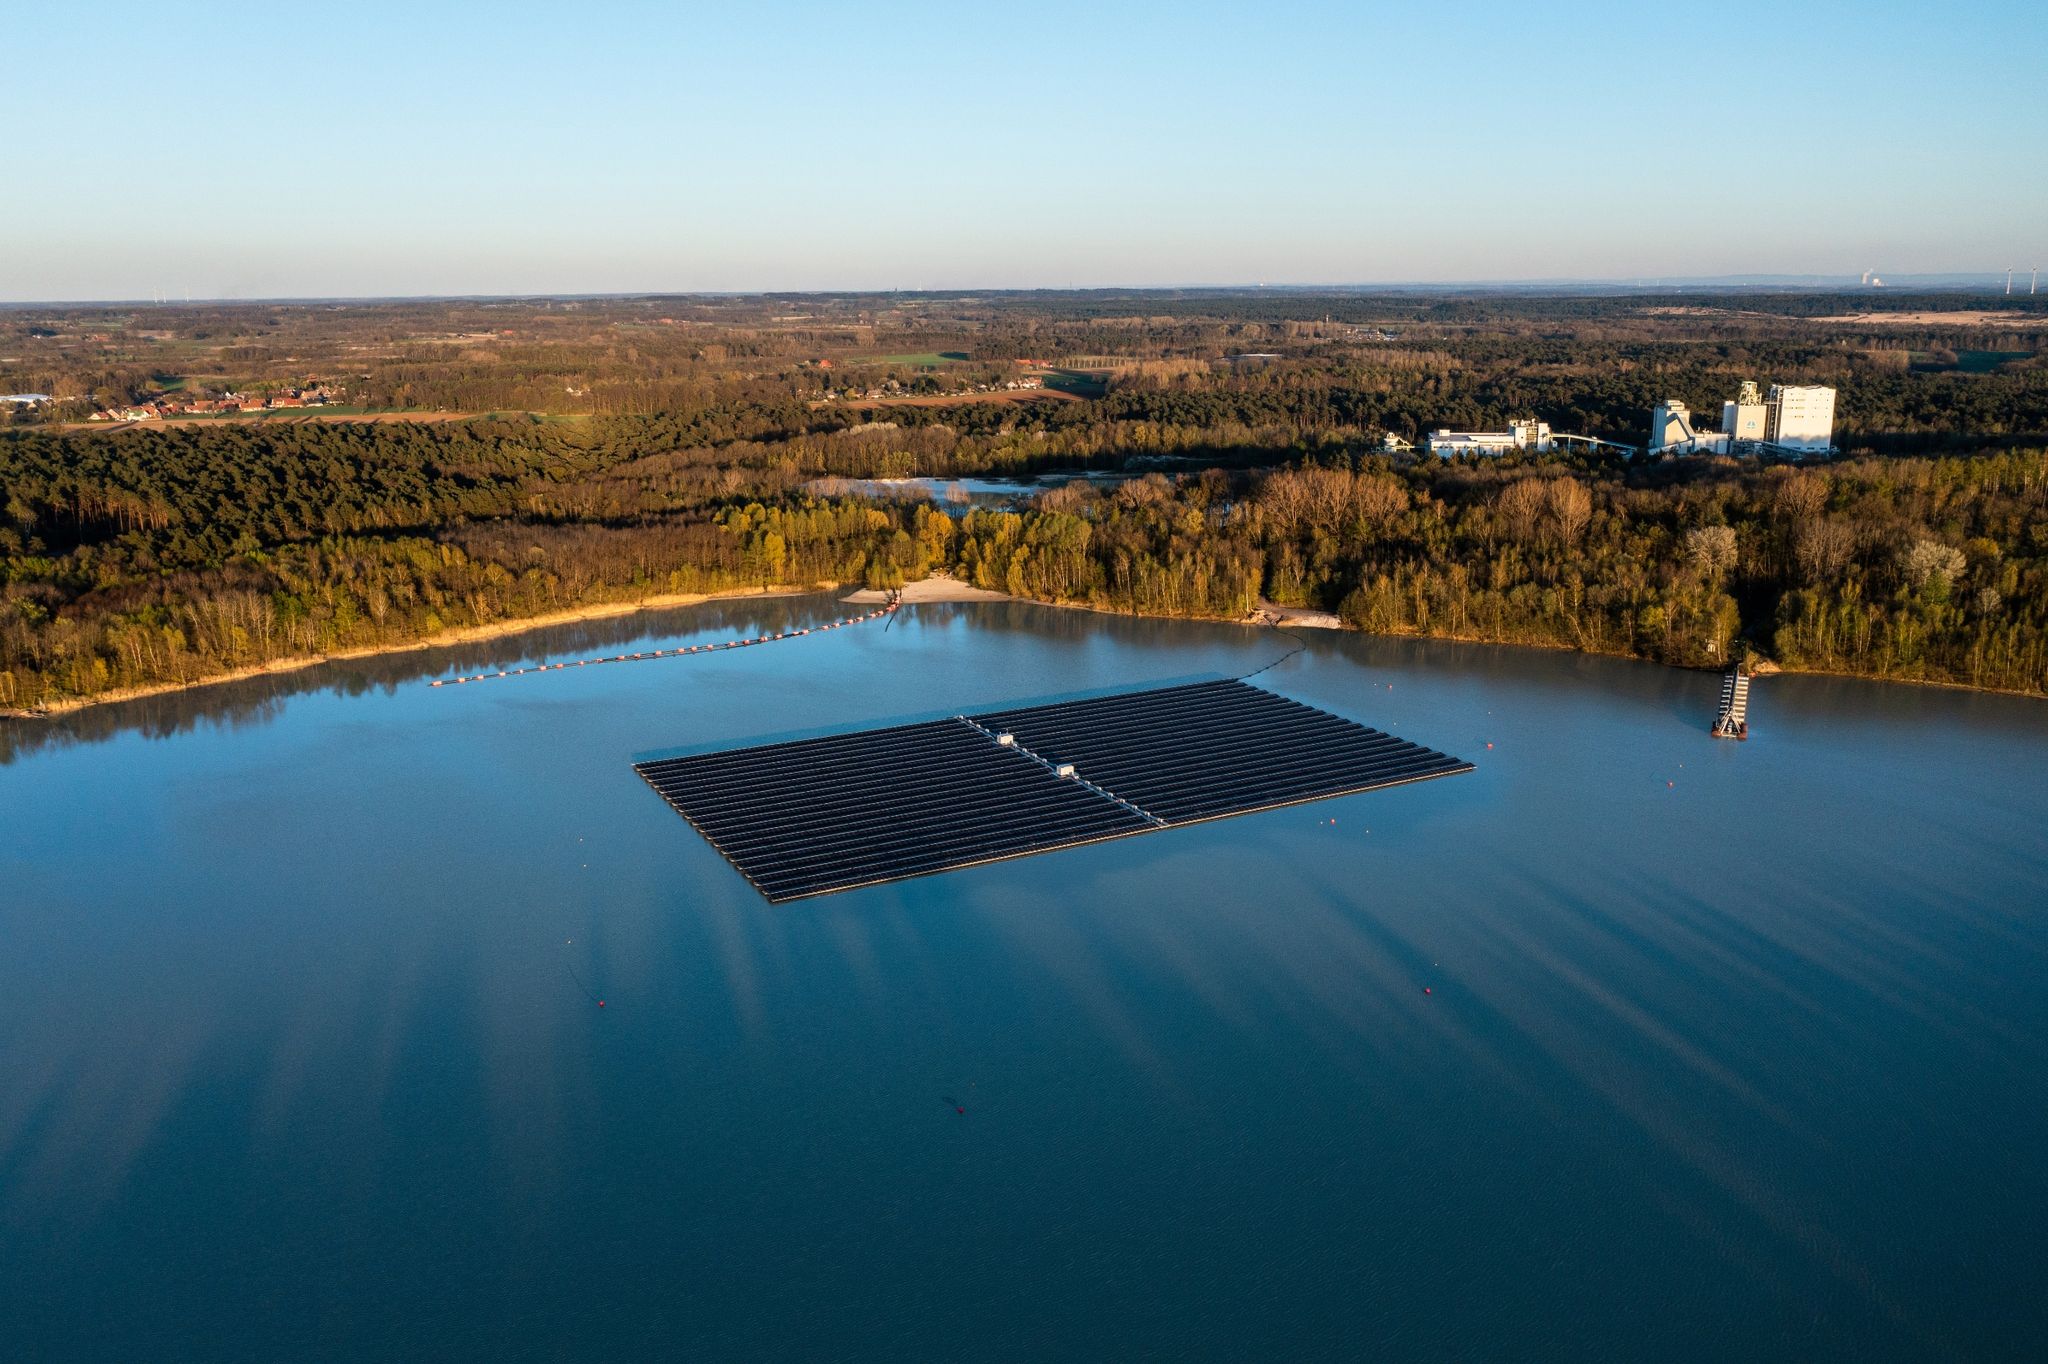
xmin=1911 ymin=349 xmax=2031 ymax=373
xmin=1956 ymin=350 xmax=2030 ymax=373
xmin=1044 ymin=371 xmax=1108 ymax=398
xmin=858 ymin=351 xmax=970 ymax=367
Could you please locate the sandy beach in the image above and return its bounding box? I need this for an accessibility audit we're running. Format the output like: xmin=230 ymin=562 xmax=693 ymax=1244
xmin=1254 ymin=600 xmax=1343 ymax=630
xmin=841 ymin=575 xmax=1015 ymax=605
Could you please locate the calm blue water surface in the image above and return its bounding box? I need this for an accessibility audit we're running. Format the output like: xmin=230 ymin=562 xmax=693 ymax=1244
xmin=3 ymin=594 xmax=2046 ymax=1362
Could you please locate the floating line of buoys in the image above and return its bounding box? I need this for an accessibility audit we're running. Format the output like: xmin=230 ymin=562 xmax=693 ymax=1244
xmin=430 ymin=592 xmax=900 ymax=688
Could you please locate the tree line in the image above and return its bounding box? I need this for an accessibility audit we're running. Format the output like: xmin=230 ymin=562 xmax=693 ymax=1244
xmin=942 ymin=454 xmax=2048 ymax=693
xmin=5 ymin=412 xmax=2045 ymax=710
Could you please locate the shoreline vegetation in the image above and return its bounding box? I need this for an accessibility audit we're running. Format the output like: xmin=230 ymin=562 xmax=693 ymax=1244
xmin=4 ymin=425 xmax=2043 ymax=714
xmin=11 ymin=570 xmax=2040 ymax=722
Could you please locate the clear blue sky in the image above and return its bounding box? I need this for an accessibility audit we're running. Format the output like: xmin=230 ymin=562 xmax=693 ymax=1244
xmin=6 ymin=0 xmax=2044 ymax=300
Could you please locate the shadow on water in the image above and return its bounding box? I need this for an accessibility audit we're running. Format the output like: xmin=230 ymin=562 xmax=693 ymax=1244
xmin=5 ymin=596 xmax=2048 ymax=1362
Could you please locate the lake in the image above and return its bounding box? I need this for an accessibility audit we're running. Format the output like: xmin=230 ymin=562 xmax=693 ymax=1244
xmin=4 ymin=593 xmax=2045 ymax=1362
xmin=805 ymin=471 xmax=1131 ymax=515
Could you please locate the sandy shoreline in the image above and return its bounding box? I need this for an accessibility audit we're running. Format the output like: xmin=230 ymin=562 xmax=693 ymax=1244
xmin=842 ymin=575 xmax=1015 ymax=604
xmin=2 ymin=584 xmax=827 ymax=720
xmin=9 ymin=576 xmax=2038 ymax=720
xmin=1254 ymin=600 xmax=1343 ymax=630
xmin=867 ymin=580 xmax=1348 ymax=632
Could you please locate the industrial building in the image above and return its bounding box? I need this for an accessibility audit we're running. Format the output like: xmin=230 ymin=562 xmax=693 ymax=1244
xmin=1426 ymin=418 xmax=1553 ymax=457
xmin=1720 ymin=381 xmax=1769 ymax=443
xmin=1760 ymin=384 xmax=1836 ymax=452
xmin=1647 ymin=401 xmax=1729 ymax=457
xmin=1716 ymin=380 xmax=1836 ymax=453
xmin=1650 ymin=381 xmax=1837 ymax=458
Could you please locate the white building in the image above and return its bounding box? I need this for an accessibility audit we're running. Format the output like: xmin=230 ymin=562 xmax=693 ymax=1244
xmin=1720 ymin=381 xmax=1768 ymax=443
xmin=1647 ymin=400 xmax=1729 ymax=456
xmin=1656 ymin=380 xmax=1837 ymax=458
xmin=1766 ymin=384 xmax=1835 ymax=452
xmin=1427 ymin=418 xmax=1553 ymax=457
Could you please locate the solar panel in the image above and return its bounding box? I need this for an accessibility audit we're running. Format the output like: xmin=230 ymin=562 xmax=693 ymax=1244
xmin=635 ymin=679 xmax=1471 ymax=902
xmin=974 ymin=679 xmax=1470 ymax=826
xmin=636 ymin=717 xmax=1155 ymax=902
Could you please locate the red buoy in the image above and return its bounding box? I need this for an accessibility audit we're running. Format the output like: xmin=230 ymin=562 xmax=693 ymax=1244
xmin=1424 ymin=987 xmax=1433 ymax=995
xmin=597 ymin=1000 xmax=606 ymax=1008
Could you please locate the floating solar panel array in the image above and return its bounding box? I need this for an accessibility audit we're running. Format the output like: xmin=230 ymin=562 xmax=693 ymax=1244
xmin=634 ymin=717 xmax=1156 ymax=904
xmin=635 ymin=678 xmax=1471 ymax=902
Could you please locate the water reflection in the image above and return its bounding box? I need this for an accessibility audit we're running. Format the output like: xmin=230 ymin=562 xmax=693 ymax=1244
xmin=3 ymin=597 xmax=2046 ymax=1361
xmin=0 ymin=593 xmax=850 ymax=766
xmin=805 ymin=471 xmax=1132 ymax=515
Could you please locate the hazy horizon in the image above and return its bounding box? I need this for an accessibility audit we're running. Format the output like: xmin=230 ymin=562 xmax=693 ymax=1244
xmin=6 ymin=0 xmax=2043 ymax=303
xmin=5 ymin=272 xmax=2040 ymax=311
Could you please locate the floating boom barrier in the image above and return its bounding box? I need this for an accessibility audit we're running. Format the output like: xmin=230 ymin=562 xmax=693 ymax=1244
xmin=429 ymin=592 xmax=899 ymax=688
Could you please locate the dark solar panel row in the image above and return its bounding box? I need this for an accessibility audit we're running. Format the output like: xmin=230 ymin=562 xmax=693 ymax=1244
xmin=634 ymin=679 xmax=1471 ymax=902
xmin=636 ymin=718 xmax=1152 ymax=902
xmin=974 ymin=679 xmax=1473 ymax=826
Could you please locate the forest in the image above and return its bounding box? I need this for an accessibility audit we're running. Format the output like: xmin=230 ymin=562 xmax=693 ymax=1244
xmin=4 ymin=407 xmax=2044 ymax=710
xmin=4 ymin=291 xmax=2044 ymax=709
xmin=7 ymin=288 xmax=2045 ymax=440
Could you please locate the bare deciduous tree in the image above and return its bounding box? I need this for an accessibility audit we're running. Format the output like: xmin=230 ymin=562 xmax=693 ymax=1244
xmin=1682 ymin=525 xmax=1738 ymax=580
xmin=1545 ymin=478 xmax=1593 ymax=543
xmin=1771 ymin=469 xmax=1830 ymax=523
xmin=1794 ymin=519 xmax=1858 ymax=583
xmin=1898 ymin=538 xmax=1966 ymax=590
xmin=1257 ymin=468 xmax=1409 ymax=538
xmin=1495 ymin=478 xmax=1549 ymax=543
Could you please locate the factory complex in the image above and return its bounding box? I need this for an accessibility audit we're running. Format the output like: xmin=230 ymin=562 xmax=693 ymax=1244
xmin=1407 ymin=379 xmax=1837 ymax=460
xmin=1647 ymin=381 xmax=1837 ymax=457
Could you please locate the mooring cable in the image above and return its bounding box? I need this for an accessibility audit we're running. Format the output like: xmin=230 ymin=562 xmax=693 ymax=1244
xmin=564 ymin=951 xmax=605 ymax=1009
xmin=1240 ymin=618 xmax=1311 ymax=681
